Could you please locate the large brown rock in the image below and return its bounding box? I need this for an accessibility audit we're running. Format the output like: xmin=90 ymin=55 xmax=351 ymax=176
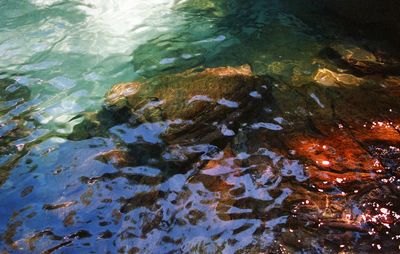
xmin=104 ymin=65 xmax=265 ymax=124
xmin=71 ymin=65 xmax=270 ymax=146
xmin=69 ymin=65 xmax=271 ymax=169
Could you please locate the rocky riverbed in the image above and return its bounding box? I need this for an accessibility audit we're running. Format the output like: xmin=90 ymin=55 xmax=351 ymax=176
xmin=65 ymin=44 xmax=400 ymax=251
xmin=1 ymin=0 xmax=399 ymax=253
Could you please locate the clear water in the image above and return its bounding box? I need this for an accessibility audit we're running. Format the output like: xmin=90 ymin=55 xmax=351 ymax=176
xmin=1 ymin=0 xmax=399 ymax=253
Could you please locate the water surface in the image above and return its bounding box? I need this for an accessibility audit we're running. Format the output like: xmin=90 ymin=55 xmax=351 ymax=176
xmin=0 ymin=0 xmax=399 ymax=253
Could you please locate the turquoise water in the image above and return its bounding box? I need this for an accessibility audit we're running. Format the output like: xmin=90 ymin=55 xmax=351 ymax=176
xmin=1 ymin=0 xmax=400 ymax=253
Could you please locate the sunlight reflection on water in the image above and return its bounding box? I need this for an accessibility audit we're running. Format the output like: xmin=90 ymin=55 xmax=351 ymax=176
xmin=0 ymin=0 xmax=399 ymax=253
xmin=30 ymin=0 xmax=186 ymax=55
xmin=0 ymin=0 xmax=190 ymax=133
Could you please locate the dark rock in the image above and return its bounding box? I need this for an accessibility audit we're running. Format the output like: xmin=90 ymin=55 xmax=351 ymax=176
xmin=319 ymin=44 xmax=400 ymax=75
xmin=321 ymin=0 xmax=400 ymax=29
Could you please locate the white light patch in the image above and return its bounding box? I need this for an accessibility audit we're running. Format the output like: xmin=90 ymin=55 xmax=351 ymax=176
xmin=220 ymin=124 xmax=235 ymax=136
xmin=251 ymin=122 xmax=283 ymax=131
xmin=217 ymin=98 xmax=239 ymax=108
xmin=30 ymin=0 xmax=187 ymax=55
xmin=250 ymin=91 xmax=262 ymax=98
xmin=310 ymin=93 xmax=325 ymax=108
xmin=159 ymin=58 xmax=176 ymax=65
xmin=188 ymin=95 xmax=213 ymax=104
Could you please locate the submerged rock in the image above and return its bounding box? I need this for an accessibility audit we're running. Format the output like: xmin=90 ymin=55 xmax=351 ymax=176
xmin=267 ymin=76 xmax=400 ymax=249
xmin=313 ymin=68 xmax=363 ymax=87
xmin=0 ymin=77 xmax=30 ymax=114
xmin=195 ymin=74 xmax=400 ymax=251
xmin=71 ymin=65 xmax=270 ymax=145
xmin=271 ymin=75 xmax=400 ymax=186
xmin=319 ymin=44 xmax=400 ymax=76
xmin=69 ymin=65 xmax=271 ymax=168
xmin=284 ymin=121 xmax=400 ymax=189
xmin=0 ymin=77 xmax=32 ymax=175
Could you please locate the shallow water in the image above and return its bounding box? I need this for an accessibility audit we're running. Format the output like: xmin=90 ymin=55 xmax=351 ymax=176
xmin=1 ymin=0 xmax=400 ymax=253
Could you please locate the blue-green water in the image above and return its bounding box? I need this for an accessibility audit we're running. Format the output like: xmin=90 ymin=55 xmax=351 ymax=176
xmin=1 ymin=0 xmax=400 ymax=253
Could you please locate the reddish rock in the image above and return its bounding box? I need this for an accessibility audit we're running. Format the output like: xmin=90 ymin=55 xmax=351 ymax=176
xmin=284 ymin=125 xmax=383 ymax=188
